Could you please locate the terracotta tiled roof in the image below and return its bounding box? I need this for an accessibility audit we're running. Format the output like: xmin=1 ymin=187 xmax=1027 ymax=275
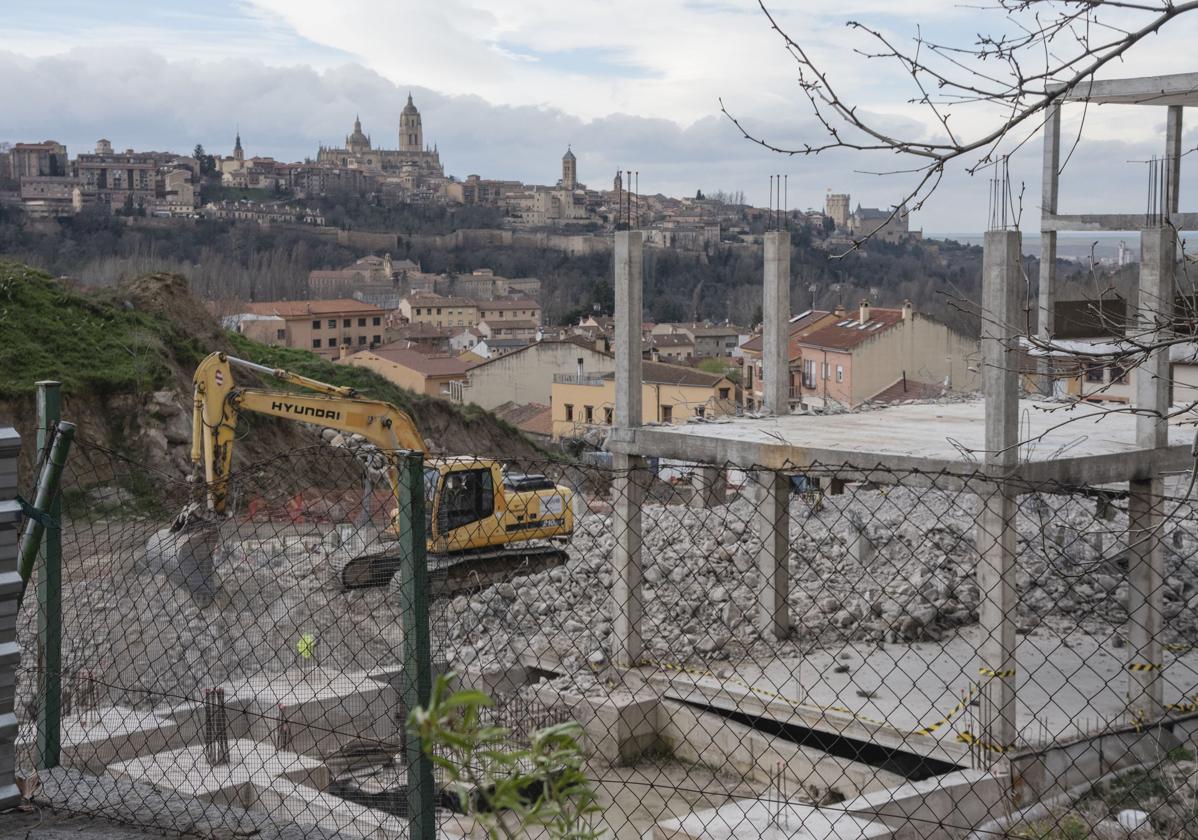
xmin=240 ymin=299 xmax=384 ymax=317
xmin=798 ymin=309 xmax=904 ymax=351
xmin=741 ymin=310 xmax=831 ymax=353
xmin=601 ymin=361 xmax=726 ymax=388
xmin=492 ymin=401 xmax=553 ymax=436
xmin=348 ymin=344 xmax=470 ymax=377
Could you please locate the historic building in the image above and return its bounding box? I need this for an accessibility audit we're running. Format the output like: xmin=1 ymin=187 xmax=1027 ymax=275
xmin=316 ymin=94 xmax=445 ymax=189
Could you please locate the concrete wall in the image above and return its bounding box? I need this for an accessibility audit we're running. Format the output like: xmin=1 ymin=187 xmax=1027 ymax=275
xmin=463 ymin=343 xmax=615 ymax=410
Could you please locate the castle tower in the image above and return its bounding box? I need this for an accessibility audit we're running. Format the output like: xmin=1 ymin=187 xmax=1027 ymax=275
xmin=825 ymin=191 xmax=850 ymax=229
xmin=561 ymin=146 xmax=577 ymax=190
xmin=399 ymin=93 xmax=423 ymax=153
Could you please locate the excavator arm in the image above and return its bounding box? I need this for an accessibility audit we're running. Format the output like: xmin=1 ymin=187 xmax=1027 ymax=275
xmin=190 ymin=351 xmax=424 ymax=515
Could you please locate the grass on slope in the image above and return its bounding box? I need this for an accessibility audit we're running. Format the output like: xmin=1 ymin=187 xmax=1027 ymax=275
xmin=0 ymin=261 xmax=206 ymax=399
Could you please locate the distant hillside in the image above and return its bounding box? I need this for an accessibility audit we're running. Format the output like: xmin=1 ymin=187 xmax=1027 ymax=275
xmin=0 ymin=262 xmax=541 ymax=479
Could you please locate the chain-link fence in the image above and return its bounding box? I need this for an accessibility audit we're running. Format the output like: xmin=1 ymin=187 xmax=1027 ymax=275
xmin=14 ymin=431 xmax=1198 ymax=839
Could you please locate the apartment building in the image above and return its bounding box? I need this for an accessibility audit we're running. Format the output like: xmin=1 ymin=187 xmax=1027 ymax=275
xmin=551 ymin=361 xmax=735 ymax=439
xmin=228 ymin=299 xmax=388 ymax=359
xmin=338 ymin=343 xmax=470 ymax=401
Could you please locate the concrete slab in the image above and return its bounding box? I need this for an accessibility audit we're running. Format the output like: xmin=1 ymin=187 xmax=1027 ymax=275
xmin=690 ymin=627 xmax=1198 ymax=753
xmin=252 ymin=777 xmax=407 ymax=839
xmin=607 ymin=400 xmax=1193 ymax=485
xmin=106 ymin=739 xmax=329 ymax=805
xmin=48 ymin=707 xmax=184 ymax=775
xmin=653 ymin=798 xmax=892 ymax=840
xmin=168 ymin=668 xmax=400 ymax=758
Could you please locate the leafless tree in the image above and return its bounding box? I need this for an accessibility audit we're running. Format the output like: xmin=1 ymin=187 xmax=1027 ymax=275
xmin=726 ymin=0 xmax=1198 ymax=249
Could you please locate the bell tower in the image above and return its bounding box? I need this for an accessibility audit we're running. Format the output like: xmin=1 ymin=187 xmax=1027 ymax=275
xmin=399 ymin=93 xmax=423 ymax=153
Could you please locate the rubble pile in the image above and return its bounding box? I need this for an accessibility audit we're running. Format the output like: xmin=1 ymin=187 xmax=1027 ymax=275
xmin=438 ymin=484 xmax=1198 ymax=674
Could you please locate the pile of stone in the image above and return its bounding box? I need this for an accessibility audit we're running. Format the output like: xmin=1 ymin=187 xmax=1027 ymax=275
xmin=434 ymin=482 xmax=1198 ymax=674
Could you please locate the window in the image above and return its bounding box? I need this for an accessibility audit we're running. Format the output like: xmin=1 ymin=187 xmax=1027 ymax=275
xmin=276 ymin=329 xmax=286 ymax=340
xmin=312 ymin=339 xmax=320 ymax=348
xmin=584 ymin=405 xmax=594 ymax=423
xmin=719 ymin=387 xmax=730 ymax=400
xmin=802 ymin=360 xmax=816 ymax=389
xmin=436 ymin=307 xmax=442 ymax=315
xmin=358 ymin=335 xmax=366 ymax=345
xmin=372 ymin=316 xmax=381 ymax=326
xmin=661 ymin=405 xmax=673 ymax=423
xmin=372 ymin=335 xmax=381 ymax=344
xmin=327 ymin=319 xmax=336 ymax=329
xmin=604 ymin=407 xmax=613 ymax=424
xmin=836 ymin=365 xmax=844 ymax=383
xmin=1085 ymin=364 xmax=1105 ymax=383
xmin=565 ymin=404 xmax=574 ymax=421
xmin=436 ymin=468 xmax=494 ymax=534
xmin=695 ymin=406 xmax=706 ymax=418
xmin=1110 ymin=362 xmax=1128 ymax=384
xmin=358 ymin=317 xmax=366 ymax=327
xmin=312 ymin=320 xmax=321 ymax=329
xmin=415 ymin=308 xmax=421 ymax=316
xmin=343 ymin=318 xmax=351 ymax=328
xmin=822 ymin=362 xmax=830 ymax=380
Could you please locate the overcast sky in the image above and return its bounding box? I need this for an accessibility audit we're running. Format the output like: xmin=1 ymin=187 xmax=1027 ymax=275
xmin=3 ymin=0 xmax=1196 ymax=232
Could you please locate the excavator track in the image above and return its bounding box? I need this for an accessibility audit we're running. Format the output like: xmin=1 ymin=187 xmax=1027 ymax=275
xmin=331 ymin=538 xmax=569 ymax=595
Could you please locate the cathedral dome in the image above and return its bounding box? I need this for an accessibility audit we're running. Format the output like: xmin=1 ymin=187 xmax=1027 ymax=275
xmin=402 ymin=93 xmax=419 ymax=116
xmin=347 ymin=115 xmax=370 ymax=149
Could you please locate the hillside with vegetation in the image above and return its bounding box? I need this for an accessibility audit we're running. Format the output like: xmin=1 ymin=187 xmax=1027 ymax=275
xmin=0 ymin=201 xmax=1101 ymax=335
xmin=0 ymin=262 xmax=541 ymax=477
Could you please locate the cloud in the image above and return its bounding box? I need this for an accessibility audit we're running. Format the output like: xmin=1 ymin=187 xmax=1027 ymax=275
xmin=0 ymin=31 xmax=1195 ymax=233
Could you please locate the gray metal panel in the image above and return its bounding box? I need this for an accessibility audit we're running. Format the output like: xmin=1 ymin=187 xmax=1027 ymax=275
xmin=0 ymin=500 xmax=20 ymax=527
xmin=0 ymin=428 xmax=19 ymax=460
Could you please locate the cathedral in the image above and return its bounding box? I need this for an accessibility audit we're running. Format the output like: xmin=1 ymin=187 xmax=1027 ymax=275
xmin=316 ymin=94 xmax=445 ymax=184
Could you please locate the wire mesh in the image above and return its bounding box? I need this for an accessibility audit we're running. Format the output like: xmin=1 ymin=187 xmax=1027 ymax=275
xmin=13 ymin=432 xmax=1198 ymax=839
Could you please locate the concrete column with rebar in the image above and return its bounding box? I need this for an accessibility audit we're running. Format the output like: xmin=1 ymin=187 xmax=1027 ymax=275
xmin=1037 ymin=102 xmax=1061 ymax=396
xmin=976 ymin=229 xmax=1021 ymax=753
xmin=691 ymin=466 xmax=724 ymax=509
xmin=1126 ymin=225 xmax=1174 ymax=720
xmin=752 ymin=469 xmax=790 ymax=639
xmin=0 ymin=428 xmax=20 ymax=810
xmin=762 ymin=230 xmax=791 ymax=415
xmin=613 ymin=230 xmax=645 ymax=665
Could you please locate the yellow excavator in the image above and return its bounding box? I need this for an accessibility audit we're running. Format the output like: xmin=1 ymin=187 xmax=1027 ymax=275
xmin=180 ymin=351 xmax=574 ymax=590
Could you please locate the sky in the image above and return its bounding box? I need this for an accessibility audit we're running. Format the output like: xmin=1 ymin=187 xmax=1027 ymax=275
xmin=3 ymin=0 xmax=1197 ymax=232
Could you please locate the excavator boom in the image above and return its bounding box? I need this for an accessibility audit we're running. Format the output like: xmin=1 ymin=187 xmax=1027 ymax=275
xmin=181 ymin=350 xmax=572 ymax=595
xmin=191 ymin=352 xmax=423 ymax=514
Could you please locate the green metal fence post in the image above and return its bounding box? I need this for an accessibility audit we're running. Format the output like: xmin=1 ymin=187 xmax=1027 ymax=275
xmin=399 ymin=451 xmax=435 ymax=838
xmin=35 ymin=381 xmax=62 ymax=770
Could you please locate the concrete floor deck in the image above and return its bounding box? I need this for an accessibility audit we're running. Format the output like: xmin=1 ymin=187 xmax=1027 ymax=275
xmin=607 ymin=400 xmax=1195 ymax=484
xmin=647 ymin=626 xmax=1198 ymax=763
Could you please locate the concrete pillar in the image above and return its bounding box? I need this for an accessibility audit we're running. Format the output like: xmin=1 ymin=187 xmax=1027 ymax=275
xmin=612 ymin=230 xmax=645 ymax=666
xmin=614 ymin=231 xmax=644 ymax=428
xmin=611 ymin=454 xmax=646 ymax=666
xmin=1136 ymin=227 xmax=1174 ymax=448
xmin=762 ymin=230 xmax=791 ymax=415
xmin=976 ymin=229 xmax=1021 ymax=752
xmin=1037 ymin=102 xmax=1061 ymax=396
xmin=1125 ymin=226 xmax=1173 ymax=720
xmin=1166 ymin=106 xmax=1182 ymax=218
xmin=690 ymin=465 xmax=724 ymax=509
xmin=752 ymin=470 xmax=789 ymax=639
